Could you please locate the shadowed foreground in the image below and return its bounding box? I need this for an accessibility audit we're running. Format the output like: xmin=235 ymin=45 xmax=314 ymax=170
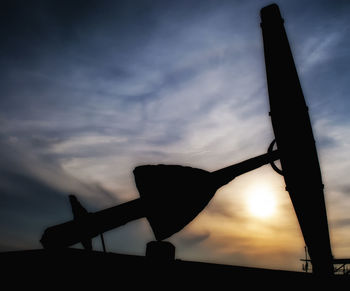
xmin=1 ymin=248 xmax=349 ymax=289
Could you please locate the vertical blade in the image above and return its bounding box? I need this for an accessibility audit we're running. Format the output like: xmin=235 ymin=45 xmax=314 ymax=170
xmin=260 ymin=4 xmax=333 ymax=275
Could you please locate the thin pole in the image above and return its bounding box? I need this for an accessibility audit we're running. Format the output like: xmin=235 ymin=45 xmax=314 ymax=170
xmin=100 ymin=233 xmax=107 ymax=253
xmin=304 ymin=246 xmax=309 ymax=273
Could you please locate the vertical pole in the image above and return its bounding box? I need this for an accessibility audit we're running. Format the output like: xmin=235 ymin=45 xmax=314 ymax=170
xmin=304 ymin=246 xmax=309 ymax=273
xmin=100 ymin=233 xmax=107 ymax=253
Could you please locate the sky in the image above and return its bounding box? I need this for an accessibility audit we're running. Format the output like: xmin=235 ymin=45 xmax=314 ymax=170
xmin=1 ymin=0 xmax=350 ymax=272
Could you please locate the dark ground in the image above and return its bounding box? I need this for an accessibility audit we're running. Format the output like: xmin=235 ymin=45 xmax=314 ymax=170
xmin=1 ymin=248 xmax=349 ymax=289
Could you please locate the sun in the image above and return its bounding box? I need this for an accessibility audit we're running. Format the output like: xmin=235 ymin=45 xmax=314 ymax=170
xmin=246 ymin=185 xmax=277 ymax=219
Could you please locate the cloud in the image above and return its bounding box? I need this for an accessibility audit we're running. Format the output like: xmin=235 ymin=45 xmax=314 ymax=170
xmin=0 ymin=134 xmax=148 ymax=252
xmin=0 ymin=135 xmax=119 ymax=207
xmin=332 ymin=218 xmax=350 ymax=229
xmin=338 ymin=185 xmax=350 ymax=197
xmin=172 ymin=231 xmax=210 ymax=247
xmin=205 ymin=196 xmax=239 ymax=219
xmin=0 ymin=170 xmax=70 ymax=251
xmin=313 ymin=120 xmax=350 ymax=190
xmin=299 ymin=32 xmax=343 ymax=73
xmin=1 ymin=0 xmax=350 ymax=271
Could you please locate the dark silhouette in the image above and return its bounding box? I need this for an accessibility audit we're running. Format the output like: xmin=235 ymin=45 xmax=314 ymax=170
xmin=38 ymin=4 xmax=344 ymax=277
xmin=2 ymin=248 xmax=348 ymax=288
xmin=261 ymin=4 xmax=333 ymax=276
xmin=40 ymin=150 xmax=279 ymax=248
xmin=69 ymin=194 xmax=92 ymax=250
xmin=4 ymin=4 xmax=350 ymax=284
xmin=145 ymin=241 xmax=175 ymax=261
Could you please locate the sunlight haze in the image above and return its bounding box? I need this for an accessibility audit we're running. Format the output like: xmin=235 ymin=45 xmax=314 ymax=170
xmin=1 ymin=0 xmax=350 ymax=272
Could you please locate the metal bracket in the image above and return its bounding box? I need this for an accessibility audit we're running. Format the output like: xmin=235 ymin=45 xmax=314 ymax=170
xmin=268 ymin=140 xmax=283 ymax=175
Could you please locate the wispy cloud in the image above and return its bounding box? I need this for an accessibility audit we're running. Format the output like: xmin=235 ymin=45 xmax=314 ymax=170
xmin=1 ymin=0 xmax=350 ymax=271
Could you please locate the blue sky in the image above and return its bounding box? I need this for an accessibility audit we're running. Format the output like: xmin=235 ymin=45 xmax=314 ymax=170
xmin=1 ymin=0 xmax=350 ymax=271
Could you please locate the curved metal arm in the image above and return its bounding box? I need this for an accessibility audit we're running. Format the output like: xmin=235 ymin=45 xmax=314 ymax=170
xmin=268 ymin=140 xmax=283 ymax=175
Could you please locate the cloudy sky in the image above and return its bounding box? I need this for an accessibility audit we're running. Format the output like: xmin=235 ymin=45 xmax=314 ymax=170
xmin=1 ymin=0 xmax=350 ymax=271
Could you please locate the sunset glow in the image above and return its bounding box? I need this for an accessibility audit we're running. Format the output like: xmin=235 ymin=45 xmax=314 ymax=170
xmin=2 ymin=0 xmax=350 ymax=273
xmin=246 ymin=185 xmax=277 ymax=219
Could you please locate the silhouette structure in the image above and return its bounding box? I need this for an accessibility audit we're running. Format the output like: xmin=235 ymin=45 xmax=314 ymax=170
xmin=40 ymin=150 xmax=279 ymax=248
xmin=69 ymin=195 xmax=92 ymax=250
xmin=3 ymin=4 xmax=350 ymax=284
xmin=261 ymin=4 xmax=333 ymax=276
xmin=38 ymin=4 xmax=346 ymax=277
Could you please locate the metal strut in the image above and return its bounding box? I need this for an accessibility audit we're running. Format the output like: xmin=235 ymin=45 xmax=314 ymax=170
xmin=268 ymin=140 xmax=283 ymax=175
